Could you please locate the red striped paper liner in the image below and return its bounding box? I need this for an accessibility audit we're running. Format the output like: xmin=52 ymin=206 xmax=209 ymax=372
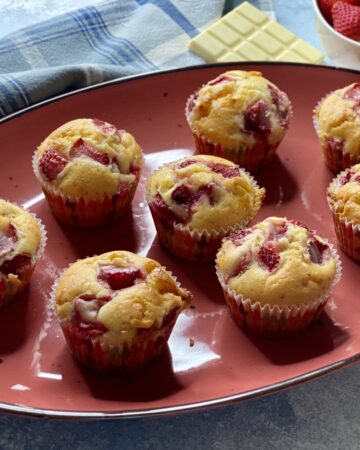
xmin=192 ymin=133 xmax=280 ymax=172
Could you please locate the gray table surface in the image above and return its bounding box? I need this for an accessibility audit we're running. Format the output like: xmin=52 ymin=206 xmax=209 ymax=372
xmin=0 ymin=1 xmax=359 ymax=449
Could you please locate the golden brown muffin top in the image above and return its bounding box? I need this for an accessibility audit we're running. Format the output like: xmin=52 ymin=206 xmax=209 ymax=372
xmin=216 ymin=217 xmax=338 ymax=307
xmin=55 ymin=251 xmax=192 ymax=346
xmin=146 ymin=155 xmax=265 ymax=232
xmin=186 ymin=70 xmax=291 ymax=149
xmin=315 ymin=83 xmax=360 ymax=157
xmin=34 ymin=118 xmax=143 ymax=200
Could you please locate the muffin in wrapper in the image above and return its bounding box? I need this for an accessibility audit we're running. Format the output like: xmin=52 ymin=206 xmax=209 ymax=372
xmin=146 ymin=155 xmax=265 ymax=261
xmin=313 ymin=83 xmax=360 ymax=174
xmin=0 ymin=200 xmax=47 ymax=308
xmin=215 ymin=217 xmax=342 ymax=337
xmin=53 ymin=251 xmax=192 ymax=374
xmin=327 ymin=164 xmax=360 ymax=261
xmin=32 ymin=118 xmax=143 ymax=227
xmin=185 ymin=70 xmax=292 ymax=172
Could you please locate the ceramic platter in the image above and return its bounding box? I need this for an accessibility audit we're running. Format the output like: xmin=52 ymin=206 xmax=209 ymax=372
xmin=0 ymin=62 xmax=359 ymax=418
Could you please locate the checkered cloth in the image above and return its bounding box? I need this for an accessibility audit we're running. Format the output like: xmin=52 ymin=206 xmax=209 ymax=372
xmin=0 ymin=0 xmax=274 ymax=118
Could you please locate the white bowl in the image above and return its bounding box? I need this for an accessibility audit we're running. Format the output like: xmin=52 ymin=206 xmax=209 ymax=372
xmin=312 ymin=0 xmax=360 ymax=69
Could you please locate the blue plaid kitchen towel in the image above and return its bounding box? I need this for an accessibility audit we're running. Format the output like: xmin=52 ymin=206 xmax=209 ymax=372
xmin=0 ymin=0 xmax=274 ymax=118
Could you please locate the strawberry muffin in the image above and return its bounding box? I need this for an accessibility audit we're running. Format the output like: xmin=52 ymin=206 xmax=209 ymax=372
xmin=314 ymin=82 xmax=360 ymax=173
xmin=54 ymin=251 xmax=192 ymax=374
xmin=146 ymin=155 xmax=265 ymax=261
xmin=327 ymin=163 xmax=360 ymax=261
xmin=216 ymin=217 xmax=341 ymax=337
xmin=0 ymin=200 xmax=46 ymax=307
xmin=33 ymin=118 xmax=143 ymax=227
xmin=185 ymin=70 xmax=292 ymax=171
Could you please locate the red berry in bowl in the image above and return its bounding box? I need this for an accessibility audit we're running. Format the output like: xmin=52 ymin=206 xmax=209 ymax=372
xmin=331 ymin=1 xmax=360 ymax=39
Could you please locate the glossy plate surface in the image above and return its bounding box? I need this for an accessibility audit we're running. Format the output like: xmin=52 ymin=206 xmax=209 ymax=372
xmin=0 ymin=63 xmax=359 ymax=418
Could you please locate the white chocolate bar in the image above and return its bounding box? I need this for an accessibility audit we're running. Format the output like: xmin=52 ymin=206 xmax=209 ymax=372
xmin=189 ymin=2 xmax=323 ymax=64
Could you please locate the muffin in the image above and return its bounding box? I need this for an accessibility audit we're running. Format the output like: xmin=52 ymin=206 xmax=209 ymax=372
xmin=146 ymin=155 xmax=265 ymax=261
xmin=216 ymin=217 xmax=341 ymax=337
xmin=33 ymin=118 xmax=143 ymax=227
xmin=0 ymin=200 xmax=46 ymax=307
xmin=54 ymin=251 xmax=192 ymax=374
xmin=314 ymin=82 xmax=360 ymax=173
xmin=327 ymin=163 xmax=360 ymax=261
xmin=185 ymin=70 xmax=292 ymax=171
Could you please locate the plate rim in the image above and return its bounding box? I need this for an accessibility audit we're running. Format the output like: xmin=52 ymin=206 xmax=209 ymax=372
xmin=1 ymin=61 xmax=359 ymax=125
xmin=1 ymin=61 xmax=359 ymax=419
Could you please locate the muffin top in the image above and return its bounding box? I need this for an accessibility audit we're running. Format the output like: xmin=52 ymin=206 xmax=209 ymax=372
xmin=216 ymin=217 xmax=338 ymax=307
xmin=146 ymin=155 xmax=265 ymax=232
xmin=0 ymin=199 xmax=42 ymax=276
xmin=55 ymin=251 xmax=192 ymax=346
xmin=185 ymin=70 xmax=291 ymax=149
xmin=33 ymin=118 xmax=143 ymax=200
xmin=315 ymin=83 xmax=360 ymax=157
xmin=327 ymin=163 xmax=360 ymax=224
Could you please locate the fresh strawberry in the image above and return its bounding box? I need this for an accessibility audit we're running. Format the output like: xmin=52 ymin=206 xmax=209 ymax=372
xmin=332 ymin=1 xmax=360 ymax=39
xmin=39 ymin=149 xmax=68 ymax=181
xmin=319 ymin=0 xmax=359 ymax=24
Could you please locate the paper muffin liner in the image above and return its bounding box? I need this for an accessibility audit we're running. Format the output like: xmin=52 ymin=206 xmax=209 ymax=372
xmin=32 ymin=153 xmax=140 ymax=228
xmin=146 ymin=164 xmax=264 ymax=262
xmin=50 ymin=260 xmax=190 ymax=374
xmin=313 ymin=96 xmax=360 ymax=174
xmin=0 ymin=207 xmax=47 ymax=308
xmin=327 ymin=170 xmax=360 ymax=261
xmin=185 ymin=91 xmax=292 ymax=172
xmin=215 ymin=240 xmax=342 ymax=337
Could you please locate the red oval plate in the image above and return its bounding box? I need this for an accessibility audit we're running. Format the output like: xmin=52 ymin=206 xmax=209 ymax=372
xmin=0 ymin=63 xmax=359 ymax=419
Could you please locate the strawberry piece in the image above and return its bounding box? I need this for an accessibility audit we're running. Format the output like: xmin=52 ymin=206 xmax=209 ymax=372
xmin=38 ymin=149 xmax=68 ymax=181
xmin=308 ymin=238 xmax=328 ymax=264
xmin=228 ymin=256 xmax=251 ymax=280
xmin=339 ymin=169 xmax=355 ymax=185
xmin=244 ymin=100 xmax=272 ymax=139
xmin=229 ymin=229 xmax=251 ymax=245
xmin=208 ymin=75 xmax=231 ymax=86
xmin=98 ymin=265 xmax=141 ymax=290
xmin=343 ymin=83 xmax=360 ymax=114
xmin=70 ymin=138 xmax=110 ymax=166
xmin=332 ymin=1 xmax=360 ymax=39
xmin=0 ymin=224 xmax=17 ymax=259
xmin=186 ymin=93 xmax=198 ymax=114
xmin=150 ymin=193 xmax=183 ymax=227
xmin=1 ymin=254 xmax=32 ymax=276
xmin=92 ymin=118 xmax=125 ymax=139
xmin=268 ymin=84 xmax=290 ymax=128
xmin=171 ymin=185 xmax=193 ymax=206
xmin=208 ymin=163 xmax=240 ymax=178
xmin=194 ymin=183 xmax=215 ymax=206
xmin=258 ymin=242 xmax=280 ymax=272
xmin=177 ymin=159 xmax=197 ymax=169
xmin=172 ymin=183 xmax=215 ymax=208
